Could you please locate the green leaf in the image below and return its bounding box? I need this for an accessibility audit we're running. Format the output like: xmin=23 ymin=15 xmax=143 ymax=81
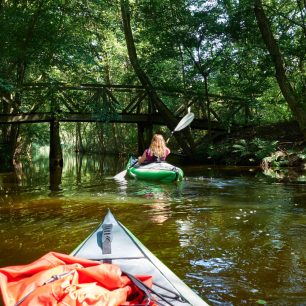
xmin=257 ymin=299 xmax=267 ymax=305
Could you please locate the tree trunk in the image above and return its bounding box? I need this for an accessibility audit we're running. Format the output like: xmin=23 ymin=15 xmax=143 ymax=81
xmin=3 ymin=1 xmax=45 ymax=166
xmin=75 ymin=122 xmax=84 ymax=152
xmin=96 ymin=122 xmax=105 ymax=153
xmin=111 ymin=123 xmax=119 ymax=153
xmin=120 ymin=0 xmax=194 ymax=156
xmin=0 ymin=92 xmax=14 ymax=169
xmin=254 ymin=0 xmax=306 ymax=140
xmin=7 ymin=61 xmax=26 ymax=166
xmin=204 ymin=75 xmax=211 ymax=140
xmin=104 ymin=51 xmax=120 ymax=153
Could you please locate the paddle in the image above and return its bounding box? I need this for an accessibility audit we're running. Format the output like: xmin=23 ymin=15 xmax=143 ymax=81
xmin=166 ymin=112 xmax=194 ymax=143
xmin=113 ymin=112 xmax=195 ymax=180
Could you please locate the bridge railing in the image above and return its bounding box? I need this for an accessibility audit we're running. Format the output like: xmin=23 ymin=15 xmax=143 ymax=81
xmin=0 ymin=83 xmax=251 ymax=130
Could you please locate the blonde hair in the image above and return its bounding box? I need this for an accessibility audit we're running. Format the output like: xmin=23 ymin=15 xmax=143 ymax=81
xmin=149 ymin=134 xmax=167 ymax=158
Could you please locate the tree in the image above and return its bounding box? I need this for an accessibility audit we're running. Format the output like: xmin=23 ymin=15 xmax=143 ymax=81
xmin=120 ymin=0 xmax=195 ymax=156
xmin=254 ymin=0 xmax=306 ymax=139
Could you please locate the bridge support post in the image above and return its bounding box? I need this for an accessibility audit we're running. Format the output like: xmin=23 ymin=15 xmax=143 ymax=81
xmin=137 ymin=123 xmax=152 ymax=155
xmin=50 ymin=119 xmax=63 ymax=168
xmin=49 ymin=119 xmax=63 ymax=191
xmin=49 ymin=164 xmax=62 ymax=192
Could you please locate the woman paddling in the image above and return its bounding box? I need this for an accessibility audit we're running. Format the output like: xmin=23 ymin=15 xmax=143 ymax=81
xmin=138 ymin=134 xmax=170 ymax=164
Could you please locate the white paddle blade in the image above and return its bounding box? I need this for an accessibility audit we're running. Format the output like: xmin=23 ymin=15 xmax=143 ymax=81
xmin=113 ymin=159 xmax=138 ymax=180
xmin=113 ymin=169 xmax=127 ymax=180
xmin=174 ymin=112 xmax=195 ymax=132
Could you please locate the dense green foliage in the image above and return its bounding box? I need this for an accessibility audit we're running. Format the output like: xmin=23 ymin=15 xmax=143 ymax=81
xmin=0 ymin=0 xmax=305 ymax=165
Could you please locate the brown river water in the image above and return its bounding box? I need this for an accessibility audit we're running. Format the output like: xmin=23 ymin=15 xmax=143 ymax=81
xmin=0 ymin=153 xmax=305 ymax=305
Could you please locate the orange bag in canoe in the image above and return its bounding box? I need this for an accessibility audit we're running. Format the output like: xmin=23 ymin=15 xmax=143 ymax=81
xmin=0 ymin=252 xmax=155 ymax=306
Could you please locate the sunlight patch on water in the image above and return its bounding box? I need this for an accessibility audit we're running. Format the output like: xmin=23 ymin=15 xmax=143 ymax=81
xmin=191 ymin=257 xmax=235 ymax=274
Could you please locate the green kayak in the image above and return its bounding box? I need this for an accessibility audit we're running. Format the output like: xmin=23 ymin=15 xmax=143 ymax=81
xmin=71 ymin=210 xmax=208 ymax=305
xmin=126 ymin=157 xmax=184 ymax=182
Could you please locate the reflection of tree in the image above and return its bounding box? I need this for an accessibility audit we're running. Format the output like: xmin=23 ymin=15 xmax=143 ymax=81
xmin=76 ymin=153 xmax=83 ymax=185
xmin=1 ymin=158 xmax=48 ymax=194
xmin=0 ymin=169 xmax=20 ymax=196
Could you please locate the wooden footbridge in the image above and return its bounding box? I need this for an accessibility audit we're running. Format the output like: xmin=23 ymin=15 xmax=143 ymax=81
xmin=0 ymin=83 xmax=248 ymax=166
xmin=0 ymin=83 xmax=246 ymax=126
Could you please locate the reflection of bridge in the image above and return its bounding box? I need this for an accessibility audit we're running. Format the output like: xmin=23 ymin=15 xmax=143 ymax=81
xmin=0 ymin=83 xmax=248 ymax=165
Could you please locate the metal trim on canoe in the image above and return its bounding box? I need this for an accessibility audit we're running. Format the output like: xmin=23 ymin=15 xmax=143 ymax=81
xmin=71 ymin=210 xmax=208 ymax=306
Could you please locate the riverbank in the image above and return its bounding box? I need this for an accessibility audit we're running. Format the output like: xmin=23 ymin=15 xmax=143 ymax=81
xmin=194 ymin=120 xmax=306 ymax=170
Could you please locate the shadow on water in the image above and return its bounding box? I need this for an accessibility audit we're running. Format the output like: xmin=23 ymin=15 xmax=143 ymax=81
xmin=0 ymin=152 xmax=306 ymax=306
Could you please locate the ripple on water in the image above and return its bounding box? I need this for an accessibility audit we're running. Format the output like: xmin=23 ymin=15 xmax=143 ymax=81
xmin=1 ymin=158 xmax=306 ymax=306
xmin=191 ymin=257 xmax=235 ymax=274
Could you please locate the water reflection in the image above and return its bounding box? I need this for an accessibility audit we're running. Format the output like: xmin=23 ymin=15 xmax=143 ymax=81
xmin=0 ymin=154 xmax=305 ymax=306
xmin=263 ymin=167 xmax=306 ymax=182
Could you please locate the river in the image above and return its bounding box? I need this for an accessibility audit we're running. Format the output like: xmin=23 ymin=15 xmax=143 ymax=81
xmin=0 ymin=153 xmax=305 ymax=305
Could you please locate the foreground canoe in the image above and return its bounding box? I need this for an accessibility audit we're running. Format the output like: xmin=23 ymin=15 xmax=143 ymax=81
xmin=72 ymin=210 xmax=208 ymax=306
xmin=127 ymin=157 xmax=184 ymax=182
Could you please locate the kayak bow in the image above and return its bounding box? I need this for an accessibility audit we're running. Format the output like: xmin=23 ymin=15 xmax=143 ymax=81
xmin=71 ymin=210 xmax=208 ymax=306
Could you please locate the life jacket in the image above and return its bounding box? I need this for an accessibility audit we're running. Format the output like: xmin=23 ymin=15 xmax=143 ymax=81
xmin=0 ymin=252 xmax=156 ymax=306
xmin=145 ymin=148 xmax=170 ymax=163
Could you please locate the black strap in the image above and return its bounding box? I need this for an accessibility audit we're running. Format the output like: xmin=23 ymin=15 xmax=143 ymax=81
xmin=123 ymin=272 xmax=152 ymax=306
xmin=123 ymin=271 xmax=189 ymax=306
